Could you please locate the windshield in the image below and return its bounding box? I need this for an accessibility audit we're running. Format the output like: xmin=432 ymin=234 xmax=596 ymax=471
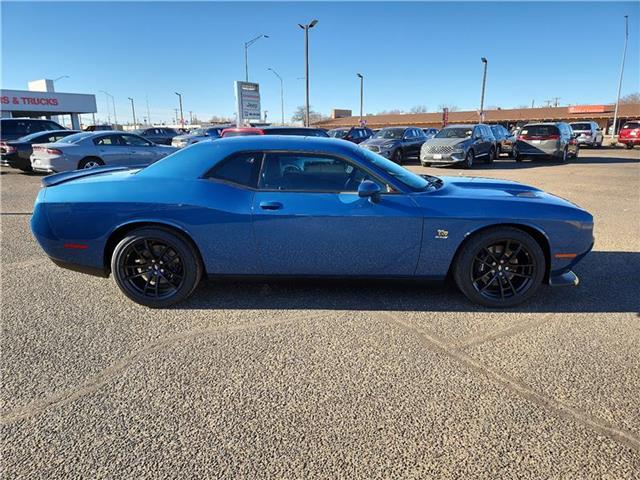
xmin=58 ymin=132 xmax=94 ymax=144
xmin=570 ymin=123 xmax=591 ymax=131
xmin=373 ymin=128 xmax=404 ymax=139
xmin=622 ymin=122 xmax=640 ymax=129
xmin=436 ymin=127 xmax=473 ymax=139
xmin=359 ymin=148 xmax=433 ymax=191
xmin=328 ymin=129 xmax=348 ymax=138
xmin=189 ymin=129 xmax=205 ymax=136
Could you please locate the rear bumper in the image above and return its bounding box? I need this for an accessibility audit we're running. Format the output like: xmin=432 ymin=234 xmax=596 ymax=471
xmin=619 ymin=138 xmax=640 ymax=145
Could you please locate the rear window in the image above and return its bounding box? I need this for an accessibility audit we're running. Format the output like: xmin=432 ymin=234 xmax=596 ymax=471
xmin=622 ymin=122 xmax=640 ymax=129
xmin=223 ymin=131 xmax=261 ymax=137
xmin=570 ymin=123 xmax=591 ymax=131
xmin=1 ymin=119 xmax=61 ymax=137
xmin=521 ymin=125 xmax=559 ymax=137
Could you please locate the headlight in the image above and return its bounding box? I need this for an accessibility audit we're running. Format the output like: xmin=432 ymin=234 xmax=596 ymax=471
xmin=381 ymin=142 xmax=396 ymax=149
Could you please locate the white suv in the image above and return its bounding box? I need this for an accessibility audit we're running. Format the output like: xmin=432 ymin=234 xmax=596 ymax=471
xmin=569 ymin=121 xmax=603 ymax=148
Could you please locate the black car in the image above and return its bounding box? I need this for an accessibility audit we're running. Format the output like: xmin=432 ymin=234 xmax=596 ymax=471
xmin=327 ymin=127 xmax=374 ymax=144
xmin=0 ymin=118 xmax=65 ymax=142
xmin=490 ymin=124 xmax=516 ymax=157
xmin=135 ymin=127 xmax=179 ymax=145
xmin=0 ymin=130 xmax=80 ymax=172
xmin=359 ymin=126 xmax=427 ymax=164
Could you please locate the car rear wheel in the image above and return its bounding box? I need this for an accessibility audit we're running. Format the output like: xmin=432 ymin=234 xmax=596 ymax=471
xmin=112 ymin=227 xmax=202 ymax=308
xmin=78 ymin=157 xmax=105 ymax=169
xmin=453 ymin=227 xmax=545 ymax=308
xmin=463 ymin=150 xmax=474 ymax=168
xmin=625 ymin=143 xmax=634 ymax=149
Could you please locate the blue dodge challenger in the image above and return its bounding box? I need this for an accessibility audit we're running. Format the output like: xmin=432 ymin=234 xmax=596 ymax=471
xmin=31 ymin=136 xmax=594 ymax=308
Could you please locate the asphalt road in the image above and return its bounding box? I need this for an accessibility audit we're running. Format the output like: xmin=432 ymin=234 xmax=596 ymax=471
xmin=1 ymin=147 xmax=639 ymax=478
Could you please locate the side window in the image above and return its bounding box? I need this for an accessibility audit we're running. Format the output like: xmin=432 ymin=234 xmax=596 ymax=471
xmin=404 ymin=129 xmax=414 ymax=139
xmin=95 ymin=135 xmax=124 ymax=146
xmin=122 ymin=134 xmax=152 ymax=146
xmin=259 ymin=153 xmax=377 ymax=192
xmin=208 ymin=152 xmax=262 ymax=188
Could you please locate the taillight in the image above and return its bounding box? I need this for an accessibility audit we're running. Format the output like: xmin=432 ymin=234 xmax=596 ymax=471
xmin=544 ymin=134 xmax=560 ymax=140
xmin=34 ymin=146 xmax=62 ymax=155
xmin=0 ymin=142 xmax=17 ymax=154
xmin=517 ymin=135 xmax=526 ymax=141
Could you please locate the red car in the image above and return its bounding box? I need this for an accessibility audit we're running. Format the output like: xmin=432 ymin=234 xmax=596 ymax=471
xmin=618 ymin=121 xmax=640 ymax=149
xmin=220 ymin=127 xmax=265 ymax=137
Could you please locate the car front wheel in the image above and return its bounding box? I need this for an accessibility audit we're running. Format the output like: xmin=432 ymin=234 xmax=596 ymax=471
xmin=463 ymin=150 xmax=474 ymax=168
xmin=453 ymin=227 xmax=545 ymax=308
xmin=112 ymin=227 xmax=202 ymax=308
xmin=393 ymin=149 xmax=403 ymax=164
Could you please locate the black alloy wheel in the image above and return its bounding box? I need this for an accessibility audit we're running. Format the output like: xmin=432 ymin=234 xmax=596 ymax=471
xmin=463 ymin=149 xmax=474 ymax=169
xmin=453 ymin=227 xmax=545 ymax=307
xmin=112 ymin=228 xmax=202 ymax=308
xmin=393 ymin=149 xmax=403 ymax=164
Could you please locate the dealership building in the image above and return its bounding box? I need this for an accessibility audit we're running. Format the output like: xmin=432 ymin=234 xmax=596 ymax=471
xmin=316 ymin=103 xmax=640 ymax=133
xmin=1 ymin=79 xmax=97 ymax=130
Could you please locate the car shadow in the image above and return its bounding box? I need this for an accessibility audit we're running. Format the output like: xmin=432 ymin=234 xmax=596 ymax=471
xmin=179 ymin=251 xmax=639 ymax=314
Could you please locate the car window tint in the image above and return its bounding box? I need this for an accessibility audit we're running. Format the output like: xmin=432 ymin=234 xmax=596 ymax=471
xmin=259 ymin=153 xmax=376 ymax=192
xmin=209 ymin=152 xmax=261 ymax=188
xmin=123 ymin=134 xmax=151 ymax=146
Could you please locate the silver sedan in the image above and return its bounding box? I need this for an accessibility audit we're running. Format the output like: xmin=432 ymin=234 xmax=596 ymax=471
xmin=30 ymin=131 xmax=178 ymax=173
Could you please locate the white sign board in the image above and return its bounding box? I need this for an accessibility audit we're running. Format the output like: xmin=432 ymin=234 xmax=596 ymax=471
xmin=0 ymin=89 xmax=97 ymax=114
xmin=234 ymin=81 xmax=261 ymax=125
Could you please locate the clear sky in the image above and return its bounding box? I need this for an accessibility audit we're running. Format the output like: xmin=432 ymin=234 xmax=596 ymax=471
xmin=2 ymin=1 xmax=639 ymax=124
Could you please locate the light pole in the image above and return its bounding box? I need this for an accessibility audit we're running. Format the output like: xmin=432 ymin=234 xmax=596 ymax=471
xmin=612 ymin=15 xmax=629 ymax=140
xmin=356 ymin=73 xmax=364 ymax=123
xmin=52 ymin=75 xmax=70 ymax=88
xmin=98 ymin=90 xmax=111 ymax=124
xmin=479 ymin=57 xmax=488 ymax=122
xmin=244 ymin=34 xmax=269 ymax=82
xmin=267 ymin=67 xmax=285 ymax=125
xmin=100 ymin=90 xmax=118 ymax=126
xmin=128 ymin=97 xmax=137 ymax=128
xmin=299 ymin=19 xmax=318 ymax=127
xmin=175 ymin=92 xmax=184 ymax=127
xmin=146 ymin=94 xmax=152 ymax=126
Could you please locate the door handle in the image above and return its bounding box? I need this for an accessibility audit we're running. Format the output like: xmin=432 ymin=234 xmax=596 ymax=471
xmin=259 ymin=201 xmax=283 ymax=210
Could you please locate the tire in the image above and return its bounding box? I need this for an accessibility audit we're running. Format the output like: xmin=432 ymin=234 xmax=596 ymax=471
xmin=559 ymin=147 xmax=568 ymax=163
xmin=393 ymin=149 xmax=403 ymax=165
xmin=463 ymin=149 xmax=474 ymax=169
xmin=625 ymin=143 xmax=634 ymax=150
xmin=78 ymin=157 xmax=105 ymax=169
xmin=453 ymin=226 xmax=546 ymax=308
xmin=111 ymin=227 xmax=202 ymax=308
xmin=19 ymin=165 xmax=33 ymax=173
xmin=513 ymin=147 xmax=523 ymax=162
xmin=487 ymin=147 xmax=495 ymax=163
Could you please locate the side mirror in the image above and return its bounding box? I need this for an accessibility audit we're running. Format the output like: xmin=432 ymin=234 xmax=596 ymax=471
xmin=358 ymin=180 xmax=382 ymax=202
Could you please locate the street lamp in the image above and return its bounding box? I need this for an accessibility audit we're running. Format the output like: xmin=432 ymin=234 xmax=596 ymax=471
xmin=267 ymin=67 xmax=285 ymax=125
xmin=52 ymin=75 xmax=70 ymax=85
xmin=244 ymin=34 xmax=269 ymax=82
xmin=356 ymin=73 xmax=364 ymax=123
xmin=175 ymin=92 xmax=184 ymax=127
xmin=479 ymin=57 xmax=488 ymax=122
xmin=612 ymin=15 xmax=629 ymax=140
xmin=128 ymin=97 xmax=137 ymax=128
xmin=98 ymin=90 xmax=111 ymax=124
xmin=299 ymin=19 xmax=318 ymax=127
xmin=99 ymin=90 xmax=118 ymax=125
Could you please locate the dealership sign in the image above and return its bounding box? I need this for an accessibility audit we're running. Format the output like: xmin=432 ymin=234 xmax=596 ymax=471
xmin=567 ymin=104 xmax=610 ymax=114
xmin=0 ymin=89 xmax=97 ymax=114
xmin=234 ymin=81 xmax=261 ymax=124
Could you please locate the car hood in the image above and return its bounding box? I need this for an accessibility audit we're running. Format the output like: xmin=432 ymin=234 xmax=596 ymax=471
xmin=424 ymin=138 xmax=469 ymax=147
xmin=361 ymin=138 xmax=399 ymax=146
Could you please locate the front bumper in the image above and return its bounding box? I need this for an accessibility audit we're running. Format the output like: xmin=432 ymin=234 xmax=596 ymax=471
xmin=421 ymin=152 xmax=465 ymax=166
xmin=362 ymin=145 xmax=393 ymax=158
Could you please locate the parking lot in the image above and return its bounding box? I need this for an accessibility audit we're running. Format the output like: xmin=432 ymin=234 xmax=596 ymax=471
xmin=1 ymin=148 xmax=639 ymax=477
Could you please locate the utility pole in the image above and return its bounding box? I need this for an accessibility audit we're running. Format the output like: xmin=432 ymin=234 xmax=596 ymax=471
xmin=479 ymin=57 xmax=488 ymax=122
xmin=175 ymin=92 xmax=184 ymax=127
xmin=612 ymin=14 xmax=629 ymax=140
xmin=356 ymin=73 xmax=364 ymax=123
xmin=299 ymin=19 xmax=318 ymax=127
xmin=267 ymin=67 xmax=285 ymax=125
xmin=531 ymin=99 xmax=535 ymax=108
xmin=146 ymin=95 xmax=151 ymax=126
xmin=99 ymin=91 xmax=111 ymax=124
xmin=174 ymin=109 xmax=179 ymax=125
xmin=127 ymin=97 xmax=137 ymax=127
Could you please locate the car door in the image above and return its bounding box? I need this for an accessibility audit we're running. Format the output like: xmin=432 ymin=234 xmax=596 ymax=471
xmin=251 ymin=151 xmax=423 ymax=276
xmin=93 ymin=134 xmax=132 ymax=165
xmin=121 ymin=134 xmax=159 ymax=165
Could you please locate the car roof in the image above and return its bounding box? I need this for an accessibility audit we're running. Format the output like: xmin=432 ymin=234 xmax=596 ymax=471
xmin=443 ymin=124 xmax=477 ymax=128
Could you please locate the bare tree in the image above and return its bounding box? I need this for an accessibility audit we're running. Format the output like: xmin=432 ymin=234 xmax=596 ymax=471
xmin=437 ymin=104 xmax=459 ymax=112
xmin=377 ymin=108 xmax=404 ymax=115
xmin=410 ymin=105 xmax=429 ymax=113
xmin=291 ymin=105 xmax=326 ymax=124
xmin=620 ymin=92 xmax=640 ymax=104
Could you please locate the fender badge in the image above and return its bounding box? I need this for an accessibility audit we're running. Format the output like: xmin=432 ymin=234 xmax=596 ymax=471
xmin=435 ymin=229 xmax=449 ymax=239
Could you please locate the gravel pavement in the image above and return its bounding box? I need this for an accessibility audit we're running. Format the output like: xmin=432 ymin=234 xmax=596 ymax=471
xmin=1 ymin=148 xmax=639 ymax=478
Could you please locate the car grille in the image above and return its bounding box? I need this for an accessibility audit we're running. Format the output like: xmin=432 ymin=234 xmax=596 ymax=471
xmin=424 ymin=145 xmax=454 ymax=154
xmin=365 ymin=145 xmax=380 ymax=153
